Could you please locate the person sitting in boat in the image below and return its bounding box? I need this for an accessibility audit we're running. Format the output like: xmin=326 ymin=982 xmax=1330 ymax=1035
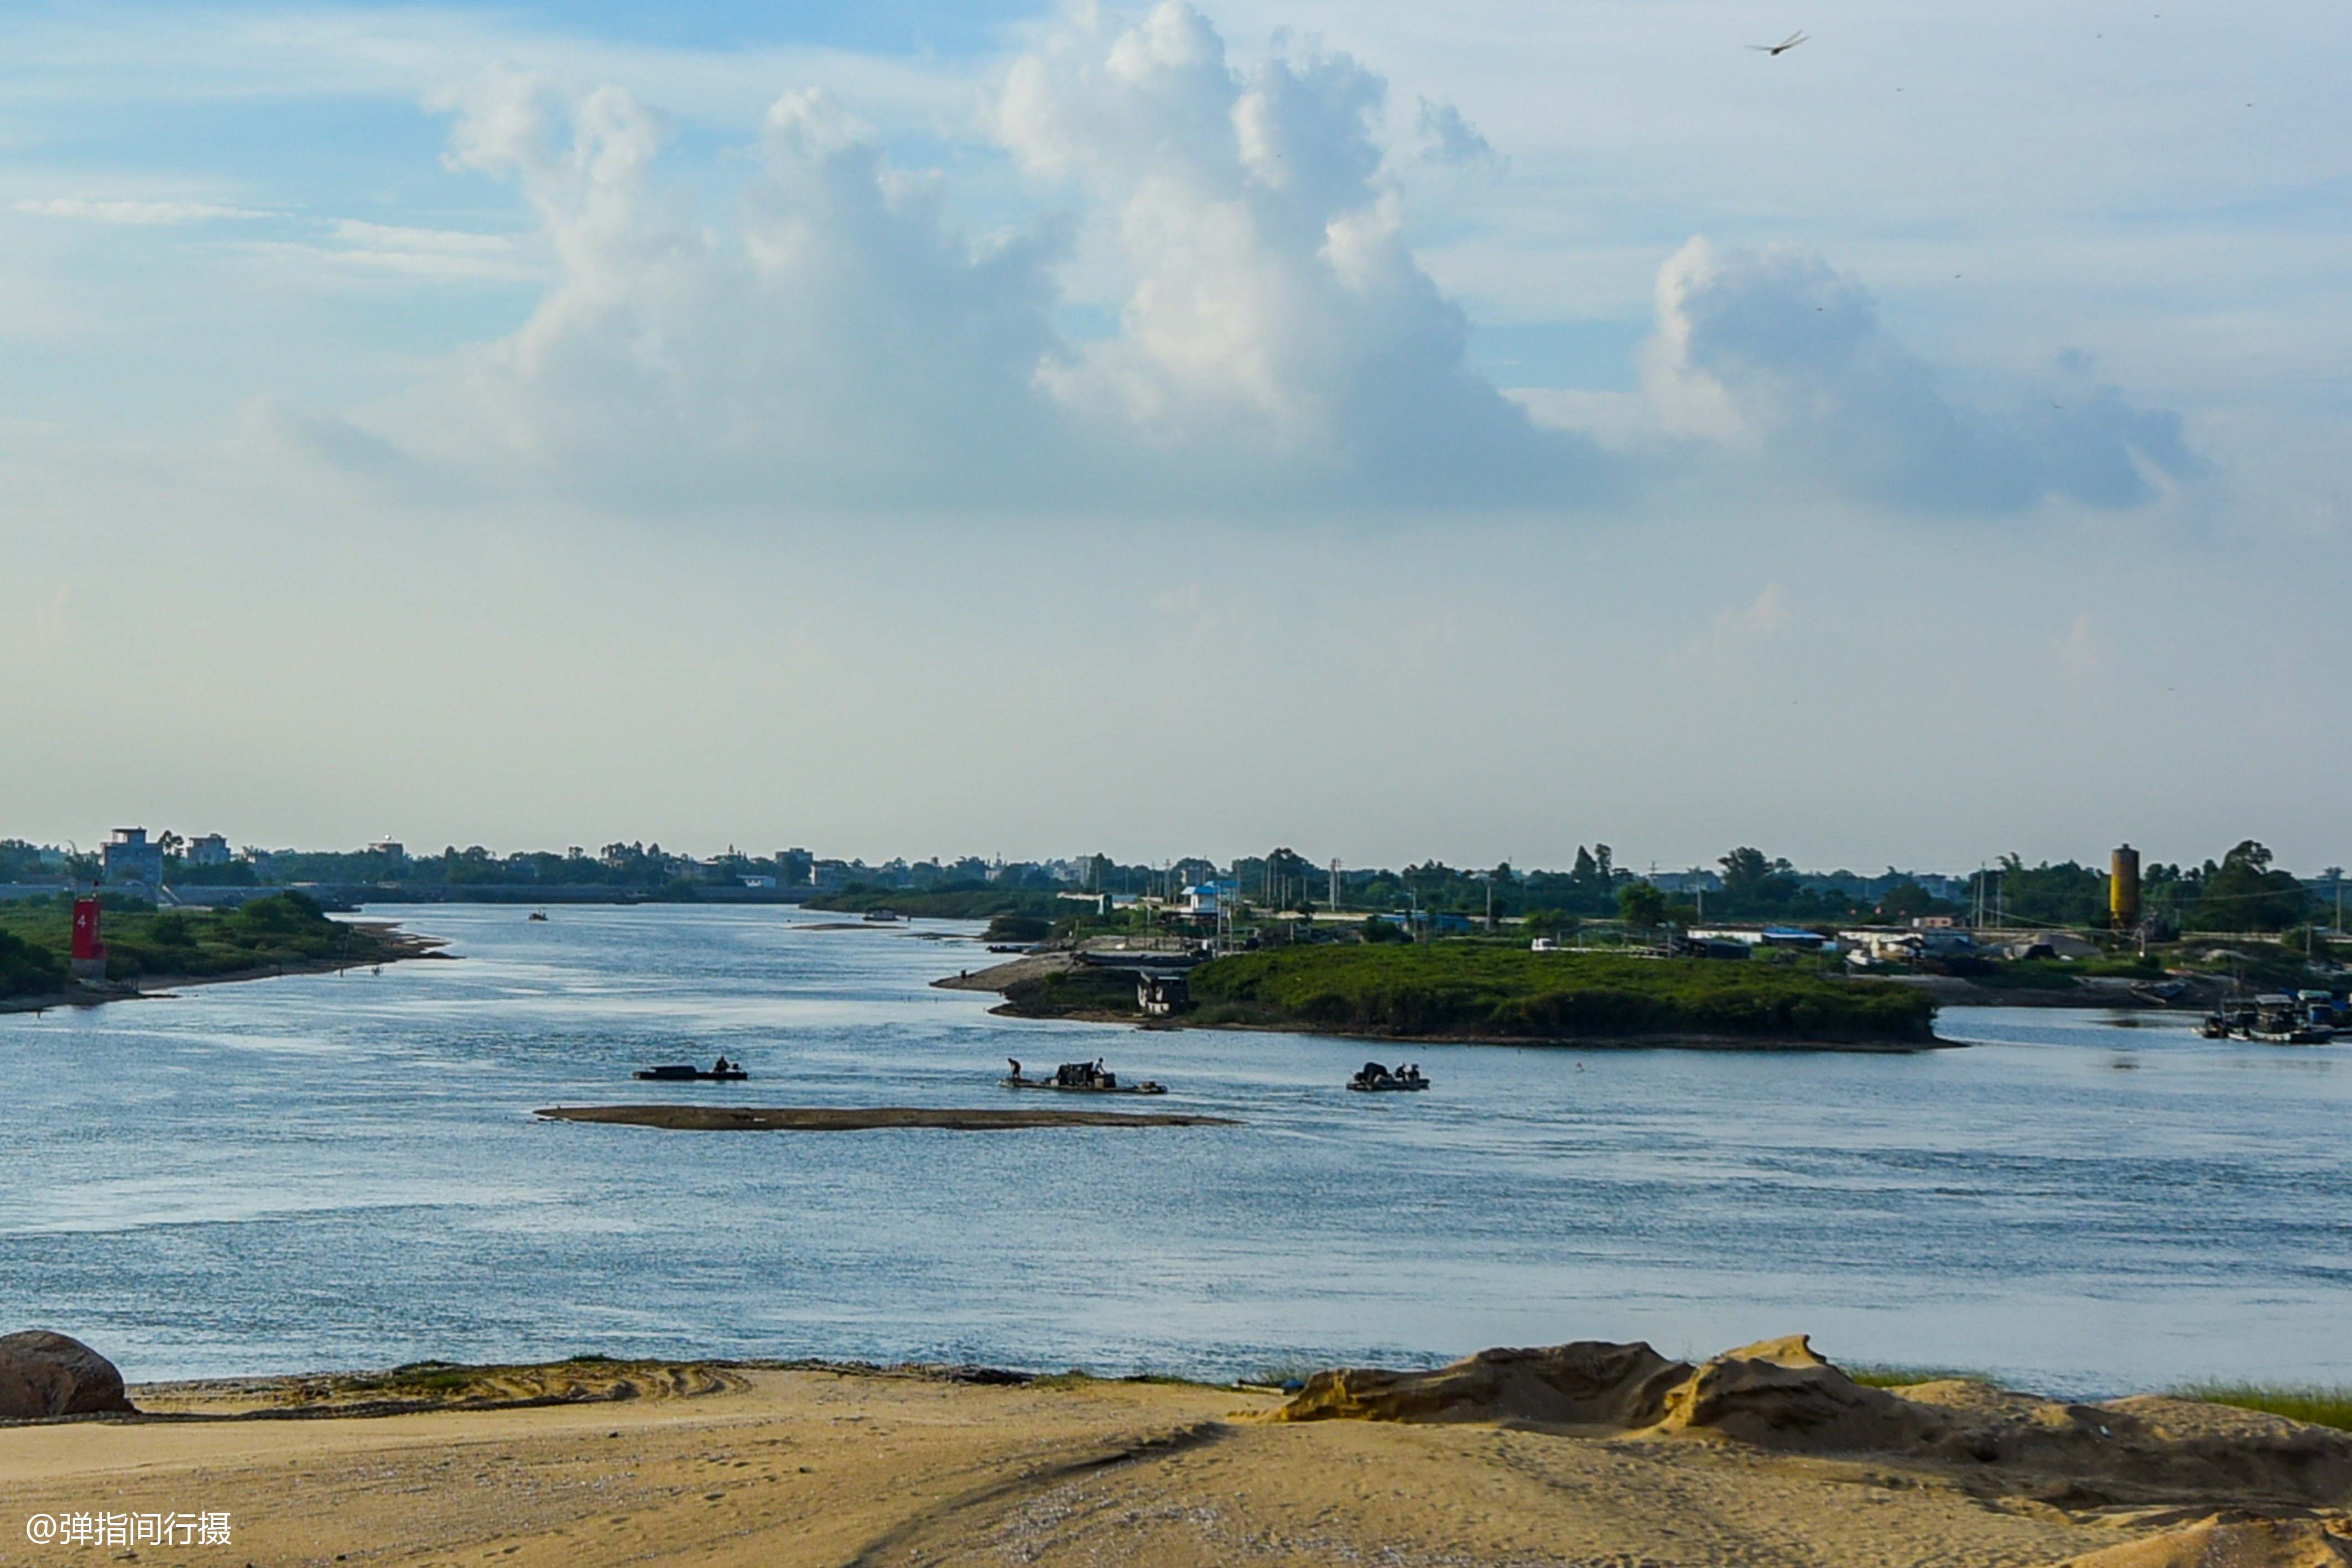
xmin=712 ymin=1056 xmax=732 ymax=1074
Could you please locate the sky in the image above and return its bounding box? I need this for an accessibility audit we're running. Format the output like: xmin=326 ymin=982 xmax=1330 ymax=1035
xmin=2 ymin=0 xmax=2346 ymax=876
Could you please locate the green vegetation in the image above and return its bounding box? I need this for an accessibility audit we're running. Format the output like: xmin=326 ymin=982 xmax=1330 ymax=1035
xmin=2174 ymin=1384 xmax=2352 ymax=1432
xmin=984 ymin=913 xmax=1053 ymax=943
xmin=1189 ymin=942 xmax=1939 ymax=1044
xmin=0 ymin=929 xmax=67 ymax=996
xmin=355 ymin=1363 xmax=481 ymax=1395
xmin=806 ymin=884 xmax=1073 ymax=920
xmin=1845 ymin=1364 xmax=1989 ymax=1388
xmin=0 ymin=892 xmax=402 ymax=998
xmin=998 ymin=967 xmax=1139 ymax=1019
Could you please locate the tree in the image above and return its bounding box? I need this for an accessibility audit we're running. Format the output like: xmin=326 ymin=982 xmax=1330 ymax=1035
xmin=1523 ymin=908 xmax=1580 ymax=939
xmin=1617 ymin=881 xmax=1667 ymax=931
xmin=1718 ymin=847 xmax=1797 ymax=913
xmin=2191 ymin=840 xmax=2310 ymax=933
xmin=1876 ymin=881 xmax=1939 ymax=923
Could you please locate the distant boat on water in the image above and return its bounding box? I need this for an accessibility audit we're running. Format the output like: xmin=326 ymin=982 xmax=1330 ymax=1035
xmin=527 ymin=910 xmax=549 ymax=923
xmin=635 ymin=1059 xmax=748 ymax=1082
xmin=2200 ymin=993 xmax=2334 ymax=1045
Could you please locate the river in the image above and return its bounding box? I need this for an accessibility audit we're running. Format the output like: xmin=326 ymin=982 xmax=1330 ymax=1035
xmin=1 ymin=904 xmax=2344 ymax=1396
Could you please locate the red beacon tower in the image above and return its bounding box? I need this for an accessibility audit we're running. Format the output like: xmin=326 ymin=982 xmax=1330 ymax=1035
xmin=70 ymin=894 xmax=107 ymax=982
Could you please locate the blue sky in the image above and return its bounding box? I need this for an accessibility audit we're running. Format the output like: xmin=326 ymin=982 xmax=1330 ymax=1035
xmin=3 ymin=0 xmax=2347 ymax=872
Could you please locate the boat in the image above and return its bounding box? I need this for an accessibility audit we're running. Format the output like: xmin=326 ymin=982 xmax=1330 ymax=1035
xmin=527 ymin=910 xmax=549 ymax=923
xmin=1000 ymin=1058 xmax=1165 ymax=1095
xmin=2240 ymin=994 xmax=2332 ymax=1045
xmin=863 ymin=908 xmax=901 ymax=923
xmin=1347 ymin=1060 xmax=1431 ymax=1092
xmin=634 ymin=1061 xmax=749 ymax=1082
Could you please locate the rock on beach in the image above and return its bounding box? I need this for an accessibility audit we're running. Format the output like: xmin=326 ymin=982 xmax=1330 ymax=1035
xmin=0 ymin=1330 xmax=135 ymax=1420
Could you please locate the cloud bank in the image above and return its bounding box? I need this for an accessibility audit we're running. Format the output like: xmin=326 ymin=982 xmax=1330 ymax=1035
xmin=335 ymin=3 xmax=2192 ymax=523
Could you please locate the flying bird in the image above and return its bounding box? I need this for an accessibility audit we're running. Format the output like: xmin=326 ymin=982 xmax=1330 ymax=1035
xmin=1748 ymin=30 xmax=1808 ymax=56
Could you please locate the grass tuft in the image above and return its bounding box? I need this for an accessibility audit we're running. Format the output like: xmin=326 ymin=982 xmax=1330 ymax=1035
xmin=1844 ymin=1364 xmax=1989 ymax=1388
xmin=2173 ymin=1384 xmax=2352 ymax=1431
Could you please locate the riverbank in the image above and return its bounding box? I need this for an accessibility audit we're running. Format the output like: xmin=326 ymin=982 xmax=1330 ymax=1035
xmin=8 ymin=1341 xmax=2345 ymax=1567
xmin=0 ymin=921 xmax=448 ymax=1015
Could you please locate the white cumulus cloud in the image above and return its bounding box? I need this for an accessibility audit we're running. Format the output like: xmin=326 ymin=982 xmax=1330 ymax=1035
xmin=1641 ymin=238 xmax=2199 ymax=513
xmin=299 ymin=7 xmax=2198 ymax=528
xmin=353 ymin=4 xmax=1600 ymax=515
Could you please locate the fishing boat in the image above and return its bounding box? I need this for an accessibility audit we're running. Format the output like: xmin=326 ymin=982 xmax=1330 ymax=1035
xmin=527 ymin=910 xmax=549 ymax=923
xmin=2241 ymin=994 xmax=2332 ymax=1045
xmin=634 ymin=1060 xmax=749 ymax=1082
xmin=1000 ymin=1058 xmax=1165 ymax=1095
xmin=1347 ymin=1061 xmax=1431 ymax=1092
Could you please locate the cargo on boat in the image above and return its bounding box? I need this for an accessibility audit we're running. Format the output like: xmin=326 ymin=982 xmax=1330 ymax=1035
xmin=1347 ymin=1060 xmax=1430 ymax=1092
xmin=1001 ymin=1057 xmax=1165 ymax=1095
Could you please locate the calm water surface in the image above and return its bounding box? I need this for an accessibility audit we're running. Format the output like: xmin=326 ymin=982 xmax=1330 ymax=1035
xmin=2 ymin=905 xmax=2345 ymax=1395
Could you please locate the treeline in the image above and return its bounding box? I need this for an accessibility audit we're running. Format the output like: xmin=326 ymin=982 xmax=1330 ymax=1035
xmin=1975 ymin=841 xmax=2322 ymax=933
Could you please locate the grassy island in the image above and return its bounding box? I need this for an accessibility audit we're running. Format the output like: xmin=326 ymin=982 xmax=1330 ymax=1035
xmin=1178 ymin=944 xmax=1942 ymax=1046
xmin=0 ymin=892 xmax=421 ymax=1002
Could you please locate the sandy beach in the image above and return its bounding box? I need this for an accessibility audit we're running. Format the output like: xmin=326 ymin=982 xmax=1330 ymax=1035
xmin=7 ymin=1341 xmax=2346 ymax=1567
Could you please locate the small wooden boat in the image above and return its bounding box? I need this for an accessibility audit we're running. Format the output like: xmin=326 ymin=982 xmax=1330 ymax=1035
xmin=634 ymin=1062 xmax=748 ymax=1082
xmin=1000 ymin=1059 xmax=1164 ymax=1095
xmin=1347 ymin=1061 xmax=1430 ymax=1092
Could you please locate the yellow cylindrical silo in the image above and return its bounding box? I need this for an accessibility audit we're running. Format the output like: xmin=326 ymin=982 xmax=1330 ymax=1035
xmin=2110 ymin=845 xmax=2141 ymax=930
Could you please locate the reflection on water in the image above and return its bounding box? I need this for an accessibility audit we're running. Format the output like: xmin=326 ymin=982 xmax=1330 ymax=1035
xmin=2 ymin=906 xmax=2345 ymax=1395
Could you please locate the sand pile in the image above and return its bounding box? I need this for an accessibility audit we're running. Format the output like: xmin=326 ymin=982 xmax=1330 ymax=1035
xmin=1273 ymin=1339 xmax=1695 ymax=1429
xmin=1277 ymin=1335 xmax=2352 ymax=1510
xmin=2052 ymin=1513 xmax=2352 ymax=1566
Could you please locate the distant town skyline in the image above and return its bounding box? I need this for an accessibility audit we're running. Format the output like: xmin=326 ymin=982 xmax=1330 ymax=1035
xmin=5 ymin=0 xmax=2346 ymax=867
xmin=8 ymin=823 xmax=2342 ymax=889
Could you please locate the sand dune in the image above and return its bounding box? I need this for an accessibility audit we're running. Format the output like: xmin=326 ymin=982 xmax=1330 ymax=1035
xmin=4 ymin=1345 xmax=2344 ymax=1567
xmin=2052 ymin=1513 xmax=2352 ymax=1566
xmin=1279 ymin=1334 xmax=2352 ymax=1513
